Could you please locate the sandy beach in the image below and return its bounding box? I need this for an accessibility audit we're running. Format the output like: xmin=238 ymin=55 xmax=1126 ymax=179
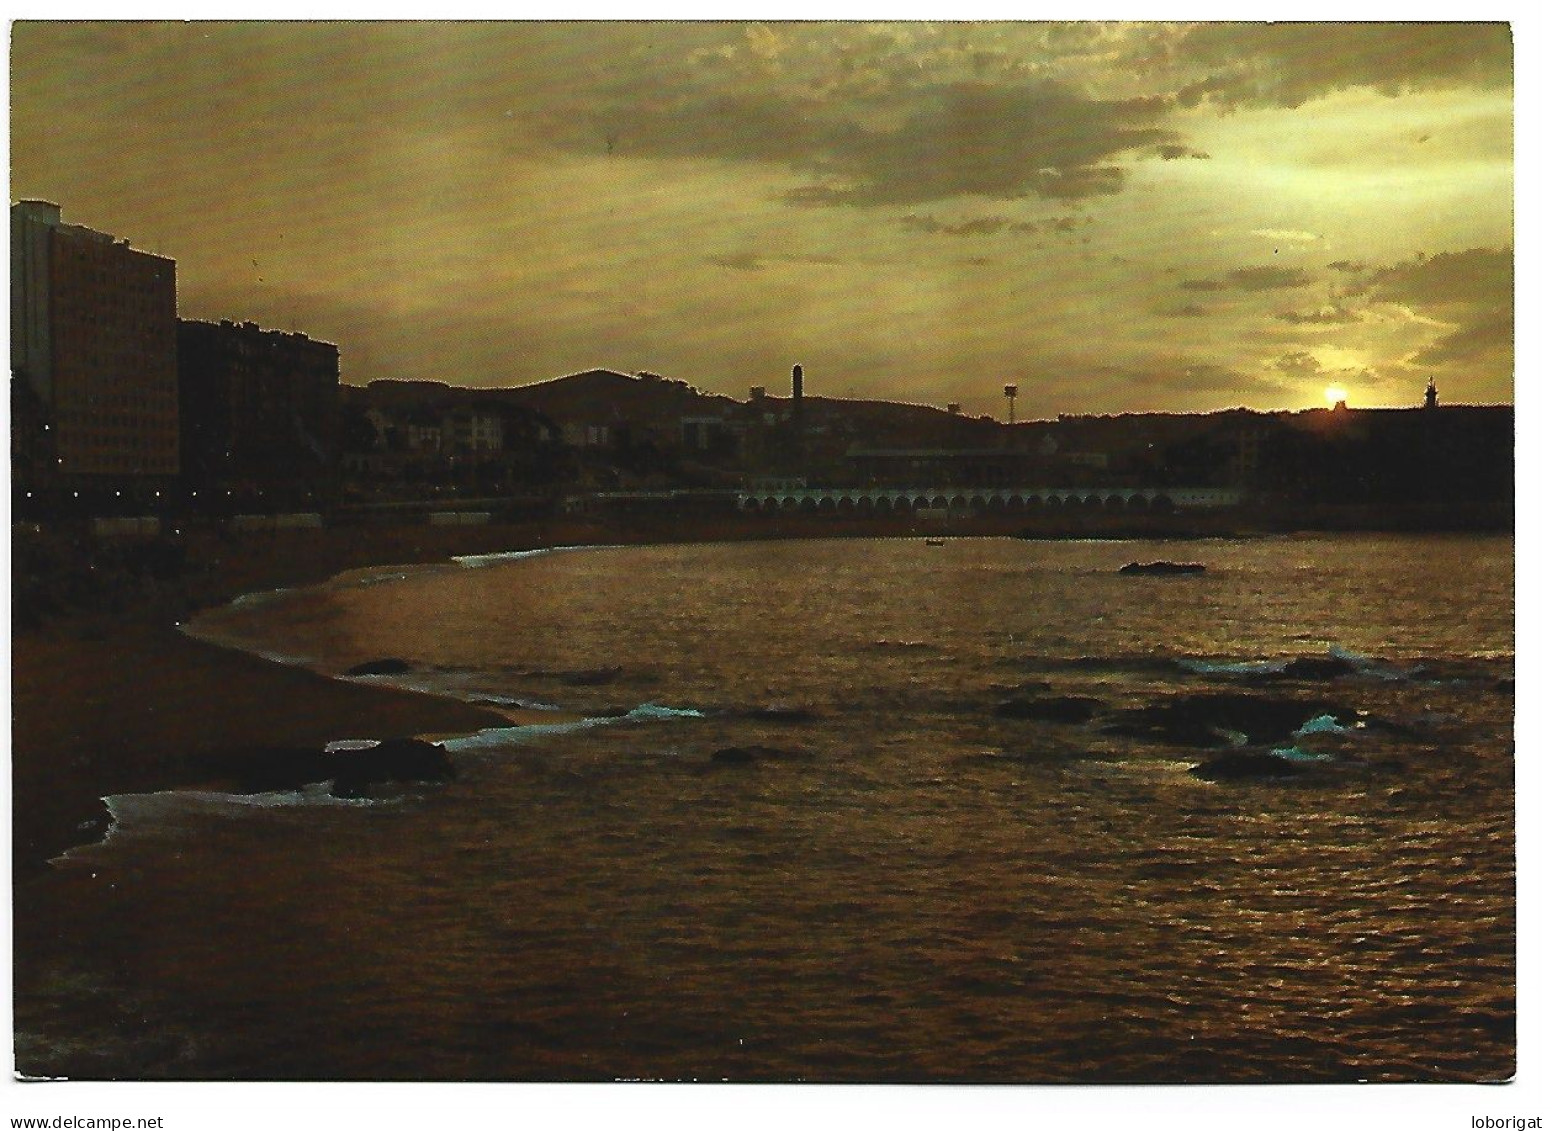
xmin=9 ymin=512 xmax=982 ymax=871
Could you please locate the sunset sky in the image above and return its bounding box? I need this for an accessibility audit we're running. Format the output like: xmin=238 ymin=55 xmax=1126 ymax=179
xmin=10 ymin=21 xmax=1514 ymax=416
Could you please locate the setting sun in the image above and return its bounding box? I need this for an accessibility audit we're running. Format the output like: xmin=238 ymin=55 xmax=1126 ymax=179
xmin=1325 ymin=384 xmax=1349 ymax=407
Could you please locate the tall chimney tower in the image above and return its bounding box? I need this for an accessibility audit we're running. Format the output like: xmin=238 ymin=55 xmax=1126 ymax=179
xmin=792 ymin=364 xmax=805 ymax=479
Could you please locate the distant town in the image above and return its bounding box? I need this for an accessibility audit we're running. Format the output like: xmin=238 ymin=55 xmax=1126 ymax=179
xmin=12 ymin=201 xmax=1513 ymax=532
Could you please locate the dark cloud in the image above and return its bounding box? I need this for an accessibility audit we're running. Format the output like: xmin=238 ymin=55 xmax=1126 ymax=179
xmin=901 ymin=214 xmax=1032 ymax=237
xmin=1227 ymin=266 xmax=1314 ymax=291
xmin=708 ymin=253 xmax=765 ymax=272
xmin=1182 ymin=266 xmax=1312 ymax=293
xmin=1155 ymin=144 xmax=1210 ymax=160
xmin=598 ymin=79 xmax=1178 ymax=206
xmin=1159 ymin=303 xmax=1211 ymax=318
xmin=1273 ymin=350 xmax=1323 ymax=376
xmin=1327 ymin=260 xmax=1369 ymax=274
xmin=1361 ymin=247 xmax=1512 ymax=309
xmin=1339 ymin=248 xmax=1513 ymax=378
xmin=1267 ymin=350 xmax=1377 ymax=392
xmin=1166 ymin=23 xmax=1512 ymax=110
xmin=899 ymin=212 xmax=1083 ymax=238
xmin=1275 ymin=305 xmax=1360 ymax=325
xmin=1410 ymin=314 xmax=1514 ymax=369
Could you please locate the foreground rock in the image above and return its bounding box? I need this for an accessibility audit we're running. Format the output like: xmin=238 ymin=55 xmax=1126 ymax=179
xmin=346 ymin=658 xmax=413 ymax=676
xmin=1119 ymin=561 xmax=1206 ymax=576
xmin=328 ymin=738 xmax=455 ymax=799
xmin=993 ymin=696 xmax=1102 ymax=723
xmin=1261 ymin=656 xmax=1359 ymax=681
xmin=1103 ymin=693 xmax=1355 ymax=748
xmin=711 ymin=745 xmax=810 ymax=765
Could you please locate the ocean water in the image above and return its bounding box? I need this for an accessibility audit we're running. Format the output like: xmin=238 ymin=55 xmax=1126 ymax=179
xmin=15 ymin=535 xmax=1514 ymax=1082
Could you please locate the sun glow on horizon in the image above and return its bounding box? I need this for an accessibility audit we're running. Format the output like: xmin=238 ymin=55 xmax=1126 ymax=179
xmin=1325 ymin=384 xmax=1349 ymax=407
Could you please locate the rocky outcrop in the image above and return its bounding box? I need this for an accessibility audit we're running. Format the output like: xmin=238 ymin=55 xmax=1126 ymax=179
xmin=206 ymin=738 xmax=455 ymax=798
xmin=328 ymin=738 xmax=454 ymax=799
xmin=1103 ymin=693 xmax=1354 ymax=748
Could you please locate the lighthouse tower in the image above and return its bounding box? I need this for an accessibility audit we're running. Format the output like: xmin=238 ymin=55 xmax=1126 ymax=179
xmin=1425 ymin=379 xmax=1439 ymax=410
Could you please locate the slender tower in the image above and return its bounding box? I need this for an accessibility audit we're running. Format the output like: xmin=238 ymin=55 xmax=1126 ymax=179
xmin=792 ymin=364 xmax=805 ymax=479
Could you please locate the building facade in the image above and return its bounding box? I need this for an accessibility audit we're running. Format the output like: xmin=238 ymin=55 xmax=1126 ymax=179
xmin=10 ymin=200 xmax=180 ymax=486
xmin=177 ymin=318 xmax=339 ymax=498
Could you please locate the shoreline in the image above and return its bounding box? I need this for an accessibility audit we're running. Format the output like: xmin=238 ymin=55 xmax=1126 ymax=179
xmin=10 ymin=512 xmax=1513 ymax=871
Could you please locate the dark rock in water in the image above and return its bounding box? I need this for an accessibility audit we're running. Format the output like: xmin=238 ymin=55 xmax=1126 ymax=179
xmin=1119 ymin=561 xmax=1206 ymax=576
xmin=712 ymin=746 xmax=759 ymax=764
xmin=346 ymin=658 xmax=412 ymax=676
xmin=711 ymin=745 xmax=801 ymax=765
xmin=994 ymin=696 xmax=1101 ymax=723
xmin=216 ymin=746 xmax=337 ymax=793
xmin=329 ymin=738 xmax=454 ymax=799
xmin=1274 ymin=656 xmax=1360 ymax=681
xmin=1362 ymin=716 xmax=1426 ymax=741
xmin=1104 ymin=693 xmax=1354 ymax=748
xmin=1190 ymin=751 xmax=1311 ymax=781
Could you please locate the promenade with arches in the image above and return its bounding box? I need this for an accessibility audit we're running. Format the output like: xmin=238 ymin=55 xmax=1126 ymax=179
xmin=734 ymin=485 xmax=1246 ymax=515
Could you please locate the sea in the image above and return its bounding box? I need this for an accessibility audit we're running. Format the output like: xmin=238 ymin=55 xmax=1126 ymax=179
xmin=13 ymin=533 xmax=1515 ymax=1083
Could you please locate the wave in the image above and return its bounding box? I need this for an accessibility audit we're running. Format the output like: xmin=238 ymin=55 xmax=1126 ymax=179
xmin=440 ymin=702 xmax=705 ymax=753
xmin=51 ymin=784 xmax=383 ymax=865
xmin=1178 ymin=657 xmax=1292 ymax=676
xmin=1179 ymin=645 xmax=1442 ymax=683
xmin=441 ymin=718 xmax=619 ymax=752
xmin=1268 ymin=745 xmax=1336 ymax=763
xmin=177 ymin=619 xmax=319 ymax=669
xmin=626 ymin=703 xmax=704 ymax=720
xmin=451 ymin=544 xmax=623 ymax=569
xmin=228 ymin=586 xmax=294 ymax=608
xmin=1295 ymin=714 xmax=1352 ymax=736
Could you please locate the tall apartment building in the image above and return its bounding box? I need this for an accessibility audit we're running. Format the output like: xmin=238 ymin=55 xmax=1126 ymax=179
xmin=177 ymin=318 xmax=339 ymax=494
xmin=11 ymin=201 xmax=180 ymax=483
